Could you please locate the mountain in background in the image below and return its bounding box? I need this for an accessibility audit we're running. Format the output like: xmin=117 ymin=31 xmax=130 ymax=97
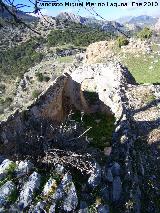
xmin=115 ymin=16 xmax=133 ymax=24
xmin=127 ymin=15 xmax=158 ymax=27
xmin=56 ymin=12 xmax=134 ymax=36
xmin=116 ymin=15 xmax=158 ymax=27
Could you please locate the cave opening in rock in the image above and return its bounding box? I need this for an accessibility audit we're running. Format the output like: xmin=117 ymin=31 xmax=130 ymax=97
xmin=0 ymin=78 xmax=116 ymax=168
xmin=13 ymin=99 xmax=115 ymax=168
xmin=0 ymin=65 xmax=125 ymax=212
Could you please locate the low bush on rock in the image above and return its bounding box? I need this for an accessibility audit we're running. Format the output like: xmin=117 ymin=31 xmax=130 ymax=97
xmin=117 ymin=36 xmax=129 ymax=48
xmin=137 ymin=27 xmax=152 ymax=40
xmin=32 ymin=90 xmax=41 ymax=99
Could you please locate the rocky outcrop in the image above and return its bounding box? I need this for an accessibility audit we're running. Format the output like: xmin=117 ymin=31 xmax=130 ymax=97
xmin=155 ymin=18 xmax=160 ymax=32
xmin=84 ymin=39 xmax=152 ymax=65
xmin=121 ymin=38 xmax=152 ymax=54
xmin=84 ymin=40 xmax=115 ymax=64
xmin=0 ymin=61 xmax=160 ymax=212
xmin=18 ymin=172 xmax=41 ymax=210
xmin=0 ymin=181 xmax=16 ymax=208
xmin=0 ymin=62 xmax=134 ymax=146
xmin=0 ymin=159 xmax=80 ymax=212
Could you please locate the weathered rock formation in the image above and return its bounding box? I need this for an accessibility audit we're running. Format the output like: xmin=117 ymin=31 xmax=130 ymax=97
xmin=84 ymin=39 xmax=152 ymax=65
xmin=0 ymin=62 xmax=135 ymax=145
xmin=0 ymin=61 xmax=160 ymax=212
xmin=84 ymin=41 xmax=116 ymax=64
xmin=155 ymin=18 xmax=160 ymax=32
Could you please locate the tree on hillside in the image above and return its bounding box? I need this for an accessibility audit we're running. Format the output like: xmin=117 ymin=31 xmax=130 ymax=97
xmin=137 ymin=27 xmax=152 ymax=40
xmin=117 ymin=36 xmax=129 ymax=48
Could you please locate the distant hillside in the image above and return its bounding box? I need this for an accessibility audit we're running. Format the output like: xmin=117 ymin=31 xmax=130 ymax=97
xmin=56 ymin=12 xmax=130 ymax=36
xmin=116 ymin=16 xmax=133 ymax=24
xmin=128 ymin=15 xmax=158 ymax=27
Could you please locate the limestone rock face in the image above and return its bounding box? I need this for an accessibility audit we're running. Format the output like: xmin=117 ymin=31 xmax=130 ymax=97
xmin=78 ymin=201 xmax=88 ymax=213
xmin=31 ymin=201 xmax=47 ymax=213
xmin=18 ymin=172 xmax=41 ymax=210
xmin=155 ymin=18 xmax=160 ymax=32
xmin=111 ymin=162 xmax=121 ymax=177
xmin=84 ymin=40 xmax=115 ymax=64
xmin=0 ymin=61 xmax=135 ymax=150
xmin=16 ymin=160 xmax=34 ymax=177
xmin=0 ymin=181 xmax=16 ymax=207
xmin=42 ymin=178 xmax=57 ymax=196
xmin=121 ymin=38 xmax=152 ymax=54
xmin=62 ymin=181 xmax=78 ymax=212
xmin=68 ymin=62 xmax=135 ymax=119
xmin=0 ymin=159 xmax=79 ymax=212
xmin=98 ymin=204 xmax=110 ymax=213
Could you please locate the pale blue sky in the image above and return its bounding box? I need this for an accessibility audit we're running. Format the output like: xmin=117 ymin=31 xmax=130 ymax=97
xmin=14 ymin=0 xmax=160 ymax=20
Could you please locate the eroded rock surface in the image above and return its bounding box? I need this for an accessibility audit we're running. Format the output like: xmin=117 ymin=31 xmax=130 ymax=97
xmin=0 ymin=61 xmax=159 ymax=212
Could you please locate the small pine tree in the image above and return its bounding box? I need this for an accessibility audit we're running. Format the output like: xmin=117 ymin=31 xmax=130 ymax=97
xmin=137 ymin=27 xmax=152 ymax=40
xmin=117 ymin=36 xmax=129 ymax=48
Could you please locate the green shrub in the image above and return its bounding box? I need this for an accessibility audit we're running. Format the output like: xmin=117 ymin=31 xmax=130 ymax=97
xmin=35 ymin=72 xmax=50 ymax=82
xmin=6 ymin=162 xmax=16 ymax=177
xmin=137 ymin=27 xmax=152 ymax=40
xmin=72 ymin=111 xmax=115 ymax=150
xmin=43 ymin=76 xmax=50 ymax=82
xmin=32 ymin=90 xmax=41 ymax=99
xmin=117 ymin=36 xmax=129 ymax=48
xmin=5 ymin=97 xmax=13 ymax=104
xmin=35 ymin=72 xmax=44 ymax=82
xmin=7 ymin=189 xmax=19 ymax=204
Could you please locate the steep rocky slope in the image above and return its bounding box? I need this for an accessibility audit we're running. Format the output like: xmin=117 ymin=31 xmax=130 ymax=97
xmin=56 ymin=12 xmax=138 ymax=36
